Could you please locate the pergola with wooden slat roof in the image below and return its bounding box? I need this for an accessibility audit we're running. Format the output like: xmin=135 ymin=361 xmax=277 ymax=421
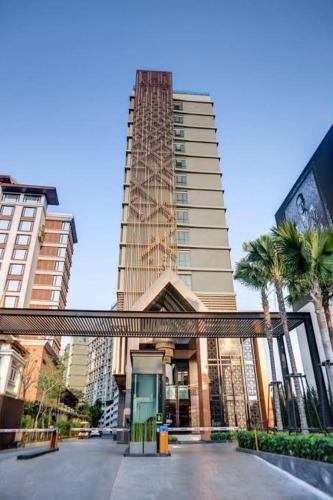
xmin=0 ymin=308 xmax=306 ymax=338
xmin=0 ymin=307 xmax=332 ymax=427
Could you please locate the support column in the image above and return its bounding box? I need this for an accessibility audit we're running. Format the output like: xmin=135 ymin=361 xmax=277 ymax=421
xmin=276 ymin=334 xmax=296 ymax=429
xmin=304 ymin=315 xmax=333 ymax=428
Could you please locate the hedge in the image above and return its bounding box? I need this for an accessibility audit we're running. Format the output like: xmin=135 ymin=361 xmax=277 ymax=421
xmin=238 ymin=431 xmax=333 ymax=464
xmin=211 ymin=432 xmax=236 ymax=441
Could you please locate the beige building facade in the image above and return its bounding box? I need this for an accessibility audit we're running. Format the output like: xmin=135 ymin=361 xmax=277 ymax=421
xmin=112 ymin=70 xmax=264 ymax=430
xmin=64 ymin=337 xmax=88 ymax=395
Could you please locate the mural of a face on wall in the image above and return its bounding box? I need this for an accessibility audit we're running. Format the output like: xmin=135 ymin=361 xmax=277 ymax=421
xmin=285 ymin=170 xmax=328 ymax=232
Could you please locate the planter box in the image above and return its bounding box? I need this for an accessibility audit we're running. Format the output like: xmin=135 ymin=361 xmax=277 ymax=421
xmin=237 ymin=447 xmax=333 ymax=496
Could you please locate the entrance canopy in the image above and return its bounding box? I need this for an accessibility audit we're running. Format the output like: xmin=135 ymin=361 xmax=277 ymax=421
xmin=0 ymin=308 xmax=308 ymax=338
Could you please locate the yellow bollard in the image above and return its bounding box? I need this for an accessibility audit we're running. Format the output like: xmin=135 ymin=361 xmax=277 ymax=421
xmin=159 ymin=425 xmax=169 ymax=455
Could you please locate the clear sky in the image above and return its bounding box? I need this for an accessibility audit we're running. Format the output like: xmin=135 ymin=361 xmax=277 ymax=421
xmin=1 ymin=0 xmax=332 ymax=312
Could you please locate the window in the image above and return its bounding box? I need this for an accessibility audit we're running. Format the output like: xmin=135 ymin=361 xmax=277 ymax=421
xmin=177 ymin=251 xmax=191 ymax=267
xmin=51 ymin=290 xmax=60 ymax=302
xmin=174 ymin=115 xmax=184 ymax=124
xmin=174 ymin=129 xmax=185 ymax=138
xmin=62 ymin=222 xmax=70 ymax=230
xmin=1 ymin=206 xmax=14 ymax=216
xmin=178 ymin=274 xmax=192 ymax=289
xmin=176 ymin=210 xmax=189 ymax=223
xmin=53 ymin=275 xmax=62 ymax=287
xmin=57 ymin=247 xmax=66 ymax=258
xmin=16 ymin=234 xmax=30 ymax=245
xmin=4 ymin=296 xmax=18 ymax=308
xmin=175 ymin=159 xmax=186 ymax=169
xmin=0 ymin=233 xmax=7 ymax=244
xmin=2 ymin=193 xmax=19 ymax=202
xmin=176 ymin=192 xmax=188 ymax=204
xmin=19 ymin=221 xmax=33 ymax=231
xmin=176 ymin=231 xmax=189 ymax=245
xmin=9 ymin=264 xmax=24 ymax=275
xmin=0 ymin=248 xmax=4 ymax=258
xmin=0 ymin=220 xmax=10 ymax=230
xmin=6 ymin=280 xmax=21 ymax=292
xmin=12 ymin=249 xmax=27 ymax=260
xmin=175 ymin=143 xmax=185 ymax=153
xmin=23 ymin=195 xmax=41 ymax=204
xmin=60 ymin=234 xmax=68 ymax=244
xmin=174 ymin=102 xmax=183 ymax=111
xmin=175 ymin=175 xmax=187 ymax=186
xmin=55 ymin=261 xmax=64 ymax=272
xmin=22 ymin=207 xmax=36 ymax=217
xmin=9 ymin=365 xmax=18 ymax=383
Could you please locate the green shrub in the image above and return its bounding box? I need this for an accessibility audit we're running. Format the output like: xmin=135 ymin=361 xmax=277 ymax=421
xmin=57 ymin=420 xmax=71 ymax=438
xmin=21 ymin=414 xmax=33 ymax=429
xmin=168 ymin=435 xmax=178 ymax=443
xmin=238 ymin=431 xmax=333 ymax=464
xmin=211 ymin=432 xmax=233 ymax=441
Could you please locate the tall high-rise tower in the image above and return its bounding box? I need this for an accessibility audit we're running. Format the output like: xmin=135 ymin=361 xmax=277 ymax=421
xmin=113 ymin=71 xmax=262 ymax=430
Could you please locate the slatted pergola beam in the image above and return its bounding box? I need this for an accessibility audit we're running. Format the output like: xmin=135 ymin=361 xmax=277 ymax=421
xmin=0 ymin=308 xmax=308 ymax=338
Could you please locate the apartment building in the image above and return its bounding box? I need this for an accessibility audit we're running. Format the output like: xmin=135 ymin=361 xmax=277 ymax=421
xmin=64 ymin=337 xmax=89 ymax=395
xmin=0 ymin=175 xmax=77 ymax=402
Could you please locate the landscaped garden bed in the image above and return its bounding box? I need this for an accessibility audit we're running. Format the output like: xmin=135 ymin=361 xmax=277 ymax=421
xmin=237 ymin=431 xmax=333 ymax=495
xmin=237 ymin=430 xmax=333 ymax=463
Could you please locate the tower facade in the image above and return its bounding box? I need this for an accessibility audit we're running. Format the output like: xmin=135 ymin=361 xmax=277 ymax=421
xmin=113 ymin=71 xmax=262 ymax=430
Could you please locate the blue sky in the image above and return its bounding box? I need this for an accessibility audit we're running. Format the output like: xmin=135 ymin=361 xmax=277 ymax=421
xmin=1 ymin=0 xmax=332 ymax=311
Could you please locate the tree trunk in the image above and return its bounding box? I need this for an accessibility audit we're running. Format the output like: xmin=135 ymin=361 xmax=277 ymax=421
xmin=311 ymin=281 xmax=333 ymax=390
xmin=261 ymin=288 xmax=283 ymax=431
xmin=323 ymin=302 xmax=333 ymax=348
xmin=274 ymin=278 xmax=309 ymax=433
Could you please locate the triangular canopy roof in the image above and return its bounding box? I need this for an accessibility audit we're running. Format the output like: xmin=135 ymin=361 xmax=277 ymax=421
xmin=130 ymin=269 xmax=208 ymax=313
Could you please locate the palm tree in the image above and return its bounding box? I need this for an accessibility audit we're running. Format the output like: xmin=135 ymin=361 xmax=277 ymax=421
xmin=234 ymin=258 xmax=283 ymax=431
xmin=244 ymin=235 xmax=309 ymax=433
xmin=273 ymin=222 xmax=333 ymax=390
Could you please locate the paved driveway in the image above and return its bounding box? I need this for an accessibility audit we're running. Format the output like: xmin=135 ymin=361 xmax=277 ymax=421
xmin=0 ymin=440 xmax=329 ymax=500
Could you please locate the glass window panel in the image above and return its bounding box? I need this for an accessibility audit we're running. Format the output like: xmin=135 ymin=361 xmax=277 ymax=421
xmin=176 ymin=210 xmax=189 ymax=223
xmin=175 ymin=175 xmax=187 ymax=186
xmin=175 ymin=159 xmax=186 ymax=169
xmin=1 ymin=206 xmax=14 ymax=216
xmin=6 ymin=280 xmax=21 ymax=292
xmin=175 ymin=143 xmax=185 ymax=153
xmin=9 ymin=264 xmax=24 ymax=275
xmin=19 ymin=221 xmax=33 ymax=231
xmin=4 ymin=296 xmax=18 ymax=307
xmin=2 ymin=193 xmax=19 ymax=202
xmin=0 ymin=233 xmax=7 ymax=244
xmin=174 ymin=115 xmax=184 ymax=124
xmin=173 ymin=102 xmax=183 ymax=111
xmin=57 ymin=247 xmax=66 ymax=257
xmin=0 ymin=220 xmax=10 ymax=230
xmin=177 ymin=251 xmax=190 ymax=267
xmin=176 ymin=231 xmax=189 ymax=245
xmin=12 ymin=249 xmax=27 ymax=260
xmin=23 ymin=195 xmax=41 ymax=204
xmin=23 ymin=207 xmax=36 ymax=217
xmin=16 ymin=234 xmax=30 ymax=245
xmin=175 ymin=192 xmax=188 ymax=204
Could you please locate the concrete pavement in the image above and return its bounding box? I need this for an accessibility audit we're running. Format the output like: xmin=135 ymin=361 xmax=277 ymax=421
xmin=0 ymin=439 xmax=329 ymax=499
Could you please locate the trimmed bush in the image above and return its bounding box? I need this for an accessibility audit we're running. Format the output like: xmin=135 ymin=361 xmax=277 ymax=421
xmin=238 ymin=431 xmax=333 ymax=464
xmin=211 ymin=432 xmax=233 ymax=441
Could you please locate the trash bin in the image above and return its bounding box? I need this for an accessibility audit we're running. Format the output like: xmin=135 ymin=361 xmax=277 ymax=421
xmin=159 ymin=425 xmax=168 ymax=455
